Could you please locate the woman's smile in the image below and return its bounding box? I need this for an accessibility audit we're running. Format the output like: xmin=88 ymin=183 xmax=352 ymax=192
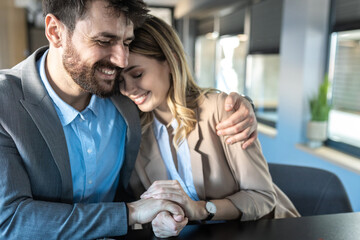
xmin=132 ymin=91 xmax=150 ymax=105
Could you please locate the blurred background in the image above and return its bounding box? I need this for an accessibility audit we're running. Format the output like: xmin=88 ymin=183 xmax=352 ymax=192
xmin=1 ymin=0 xmax=359 ymax=211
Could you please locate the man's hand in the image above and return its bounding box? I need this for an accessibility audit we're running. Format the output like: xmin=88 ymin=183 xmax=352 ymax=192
xmin=127 ymin=198 xmax=184 ymax=225
xmin=141 ymin=180 xmax=207 ymax=221
xmin=216 ymin=92 xmax=258 ymax=149
xmin=152 ymin=211 xmax=188 ymax=238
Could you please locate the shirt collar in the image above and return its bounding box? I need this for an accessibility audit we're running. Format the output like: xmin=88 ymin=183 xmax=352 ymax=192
xmin=87 ymin=95 xmax=100 ymax=117
xmin=153 ymin=116 xmax=165 ymax=140
xmin=37 ymin=50 xmax=99 ymax=126
xmin=153 ymin=116 xmax=178 ymax=140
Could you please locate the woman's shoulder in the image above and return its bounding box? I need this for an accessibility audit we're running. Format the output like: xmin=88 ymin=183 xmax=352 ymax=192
xmin=199 ymin=91 xmax=228 ymax=107
xmin=197 ymin=91 xmax=231 ymax=122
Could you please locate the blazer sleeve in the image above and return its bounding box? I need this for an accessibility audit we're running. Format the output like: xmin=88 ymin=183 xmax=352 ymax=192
xmin=214 ymin=92 xmax=277 ymax=221
xmin=0 ymin=119 xmax=128 ymax=239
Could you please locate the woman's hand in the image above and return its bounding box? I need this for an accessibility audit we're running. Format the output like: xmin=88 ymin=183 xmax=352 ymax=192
xmin=141 ymin=180 xmax=208 ymax=221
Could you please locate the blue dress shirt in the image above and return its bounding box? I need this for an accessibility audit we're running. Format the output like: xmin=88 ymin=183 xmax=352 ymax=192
xmin=153 ymin=117 xmax=200 ymax=201
xmin=37 ymin=50 xmax=126 ymax=203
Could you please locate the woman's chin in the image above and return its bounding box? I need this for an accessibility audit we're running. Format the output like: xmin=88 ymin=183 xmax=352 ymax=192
xmin=138 ymin=105 xmax=154 ymax=113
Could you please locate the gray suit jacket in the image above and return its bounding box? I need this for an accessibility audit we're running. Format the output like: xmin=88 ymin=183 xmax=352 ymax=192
xmin=0 ymin=47 xmax=141 ymax=239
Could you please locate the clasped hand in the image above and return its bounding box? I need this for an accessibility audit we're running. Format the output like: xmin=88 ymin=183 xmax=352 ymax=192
xmin=141 ymin=180 xmax=208 ymax=237
xmin=141 ymin=180 xmax=206 ymax=221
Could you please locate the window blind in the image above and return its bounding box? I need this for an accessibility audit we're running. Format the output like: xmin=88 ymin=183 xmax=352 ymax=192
xmin=332 ymin=43 xmax=360 ymax=112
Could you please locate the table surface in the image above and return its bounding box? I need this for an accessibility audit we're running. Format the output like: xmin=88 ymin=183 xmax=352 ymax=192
xmin=115 ymin=212 xmax=360 ymax=240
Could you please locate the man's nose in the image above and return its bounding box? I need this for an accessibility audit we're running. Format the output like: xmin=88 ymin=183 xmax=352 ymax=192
xmin=110 ymin=43 xmax=128 ymax=68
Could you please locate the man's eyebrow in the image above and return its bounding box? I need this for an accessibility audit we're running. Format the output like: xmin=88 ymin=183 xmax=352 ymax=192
xmin=91 ymin=32 xmax=135 ymax=41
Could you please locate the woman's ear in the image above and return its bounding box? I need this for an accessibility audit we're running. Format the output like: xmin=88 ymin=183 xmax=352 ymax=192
xmin=44 ymin=14 xmax=65 ymax=48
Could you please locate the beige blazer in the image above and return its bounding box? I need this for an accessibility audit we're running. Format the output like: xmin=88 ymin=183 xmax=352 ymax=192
xmin=130 ymin=92 xmax=300 ymax=221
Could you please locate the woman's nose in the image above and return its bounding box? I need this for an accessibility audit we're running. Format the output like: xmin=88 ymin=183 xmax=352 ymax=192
xmin=120 ymin=78 xmax=137 ymax=96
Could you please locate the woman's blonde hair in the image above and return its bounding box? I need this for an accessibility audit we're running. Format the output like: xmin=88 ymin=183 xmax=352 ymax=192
xmin=129 ymin=15 xmax=215 ymax=149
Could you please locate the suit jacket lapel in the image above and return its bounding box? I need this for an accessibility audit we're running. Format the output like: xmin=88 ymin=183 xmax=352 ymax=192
xmin=187 ymin=108 xmax=206 ymax=200
xmin=19 ymin=47 xmax=73 ymax=202
xmin=111 ymin=94 xmax=141 ymax=190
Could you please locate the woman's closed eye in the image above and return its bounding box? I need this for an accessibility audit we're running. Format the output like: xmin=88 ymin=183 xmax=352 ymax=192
xmin=132 ymin=72 xmax=142 ymax=79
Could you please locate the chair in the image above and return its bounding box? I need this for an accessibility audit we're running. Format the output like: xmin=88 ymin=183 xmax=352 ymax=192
xmin=268 ymin=163 xmax=353 ymax=216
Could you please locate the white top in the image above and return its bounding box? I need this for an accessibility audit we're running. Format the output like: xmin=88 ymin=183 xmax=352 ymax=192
xmin=153 ymin=117 xmax=200 ymax=201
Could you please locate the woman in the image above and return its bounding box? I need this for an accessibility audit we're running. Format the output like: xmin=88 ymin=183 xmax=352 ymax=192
xmin=120 ymin=15 xmax=299 ymax=225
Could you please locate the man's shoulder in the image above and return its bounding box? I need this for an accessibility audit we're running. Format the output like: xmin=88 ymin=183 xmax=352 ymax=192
xmin=1 ymin=48 xmax=42 ymax=84
xmin=0 ymin=70 xmax=23 ymax=118
xmin=0 ymin=67 xmax=21 ymax=79
xmin=0 ymin=68 xmax=22 ymax=95
xmin=0 ymin=47 xmax=48 ymax=94
xmin=0 ymin=52 xmax=38 ymax=114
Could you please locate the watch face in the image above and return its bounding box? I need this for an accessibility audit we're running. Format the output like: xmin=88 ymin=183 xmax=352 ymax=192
xmin=206 ymin=201 xmax=217 ymax=214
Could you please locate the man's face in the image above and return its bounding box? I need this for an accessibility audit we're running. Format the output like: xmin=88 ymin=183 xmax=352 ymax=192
xmin=62 ymin=0 xmax=134 ymax=97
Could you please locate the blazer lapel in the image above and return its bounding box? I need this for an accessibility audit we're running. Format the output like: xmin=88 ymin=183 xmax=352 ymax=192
xmin=141 ymin=127 xmax=168 ymax=185
xmin=187 ymin=109 xmax=206 ymax=200
xmin=19 ymin=47 xmax=73 ymax=202
xmin=111 ymin=94 xmax=141 ymax=189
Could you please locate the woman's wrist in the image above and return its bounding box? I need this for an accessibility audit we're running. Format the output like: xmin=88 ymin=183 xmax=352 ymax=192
xmin=192 ymin=200 xmax=208 ymax=221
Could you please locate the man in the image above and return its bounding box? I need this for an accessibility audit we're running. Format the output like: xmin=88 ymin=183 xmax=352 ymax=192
xmin=0 ymin=0 xmax=257 ymax=239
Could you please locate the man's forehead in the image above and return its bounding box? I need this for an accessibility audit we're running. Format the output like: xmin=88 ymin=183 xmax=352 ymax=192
xmin=75 ymin=10 xmax=134 ymax=38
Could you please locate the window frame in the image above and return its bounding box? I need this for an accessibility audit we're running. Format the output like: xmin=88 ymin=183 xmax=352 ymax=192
xmin=325 ymin=29 xmax=360 ymax=158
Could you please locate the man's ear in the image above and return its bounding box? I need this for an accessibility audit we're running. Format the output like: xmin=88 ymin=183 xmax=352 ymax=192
xmin=45 ymin=14 xmax=66 ymax=48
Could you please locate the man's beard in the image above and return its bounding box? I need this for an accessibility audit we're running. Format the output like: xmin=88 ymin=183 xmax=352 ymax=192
xmin=62 ymin=37 xmax=121 ymax=98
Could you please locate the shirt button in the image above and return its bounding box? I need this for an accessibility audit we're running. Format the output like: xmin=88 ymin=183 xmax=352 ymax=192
xmin=88 ymin=180 xmax=93 ymax=184
xmin=87 ymin=149 xmax=92 ymax=154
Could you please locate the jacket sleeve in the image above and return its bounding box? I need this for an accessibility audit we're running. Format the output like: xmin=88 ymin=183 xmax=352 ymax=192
xmin=0 ymin=124 xmax=128 ymax=239
xmin=215 ymin=92 xmax=277 ymax=221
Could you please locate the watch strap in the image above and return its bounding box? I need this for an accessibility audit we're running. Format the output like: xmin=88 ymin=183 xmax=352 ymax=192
xmin=204 ymin=212 xmax=215 ymax=221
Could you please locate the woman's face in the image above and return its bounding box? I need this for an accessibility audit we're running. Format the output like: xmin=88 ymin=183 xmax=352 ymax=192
xmin=120 ymin=53 xmax=171 ymax=112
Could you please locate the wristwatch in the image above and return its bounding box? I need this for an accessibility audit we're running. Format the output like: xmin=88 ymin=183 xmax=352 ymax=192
xmin=241 ymin=94 xmax=255 ymax=111
xmin=204 ymin=201 xmax=217 ymax=221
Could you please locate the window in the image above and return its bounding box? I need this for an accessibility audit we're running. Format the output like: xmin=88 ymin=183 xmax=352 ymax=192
xmin=195 ymin=35 xmax=280 ymax=128
xmin=195 ymin=34 xmax=247 ymax=94
xmin=327 ymin=29 xmax=360 ymax=157
xmin=194 ymin=0 xmax=283 ymax=128
xmin=194 ymin=35 xmax=216 ymax=89
xmin=246 ymin=54 xmax=280 ymax=127
xmin=215 ymin=35 xmax=247 ymax=94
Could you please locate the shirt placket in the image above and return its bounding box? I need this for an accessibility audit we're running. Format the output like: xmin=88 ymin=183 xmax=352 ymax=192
xmin=160 ymin=125 xmax=194 ymax=199
xmin=77 ymin=113 xmax=97 ymax=202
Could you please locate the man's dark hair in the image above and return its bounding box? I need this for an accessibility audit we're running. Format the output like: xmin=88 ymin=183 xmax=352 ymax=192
xmin=42 ymin=0 xmax=149 ymax=31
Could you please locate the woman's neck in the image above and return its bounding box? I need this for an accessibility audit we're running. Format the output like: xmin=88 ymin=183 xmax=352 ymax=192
xmin=153 ymin=106 xmax=173 ymax=126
